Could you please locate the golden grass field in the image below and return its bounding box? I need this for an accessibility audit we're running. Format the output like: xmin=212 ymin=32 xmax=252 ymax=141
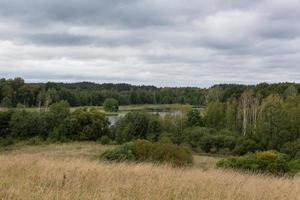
xmin=0 ymin=142 xmax=299 ymax=200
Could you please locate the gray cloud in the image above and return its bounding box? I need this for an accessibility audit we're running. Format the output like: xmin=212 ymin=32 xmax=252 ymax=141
xmin=0 ymin=0 xmax=299 ymax=87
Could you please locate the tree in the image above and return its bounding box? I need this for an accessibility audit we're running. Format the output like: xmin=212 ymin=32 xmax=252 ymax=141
xmin=103 ymin=98 xmax=119 ymax=112
xmin=60 ymin=108 xmax=110 ymax=141
xmin=115 ymin=112 xmax=151 ymax=143
xmin=185 ymin=109 xmax=204 ymax=127
xmin=204 ymin=101 xmax=225 ymax=129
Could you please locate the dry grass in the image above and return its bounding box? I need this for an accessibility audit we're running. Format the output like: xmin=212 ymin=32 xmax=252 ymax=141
xmin=0 ymin=143 xmax=299 ymax=200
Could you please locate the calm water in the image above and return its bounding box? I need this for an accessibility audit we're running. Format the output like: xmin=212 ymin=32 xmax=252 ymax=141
xmin=108 ymin=110 xmax=181 ymax=126
xmin=107 ymin=107 xmax=203 ymax=126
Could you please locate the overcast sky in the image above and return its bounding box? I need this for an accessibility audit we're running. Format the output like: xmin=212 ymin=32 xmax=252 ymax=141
xmin=0 ymin=0 xmax=299 ymax=87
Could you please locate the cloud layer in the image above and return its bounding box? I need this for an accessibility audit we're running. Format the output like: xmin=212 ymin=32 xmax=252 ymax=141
xmin=0 ymin=0 xmax=299 ymax=87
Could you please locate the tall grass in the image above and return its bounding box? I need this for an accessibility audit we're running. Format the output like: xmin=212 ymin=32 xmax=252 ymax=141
xmin=0 ymin=143 xmax=299 ymax=200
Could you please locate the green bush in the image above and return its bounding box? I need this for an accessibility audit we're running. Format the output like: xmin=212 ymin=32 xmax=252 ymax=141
xmin=0 ymin=137 xmax=14 ymax=147
xmin=233 ymin=138 xmax=260 ymax=155
xmin=182 ymin=127 xmax=214 ymax=148
xmin=101 ymin=140 xmax=193 ymax=167
xmin=100 ymin=135 xmax=111 ymax=145
xmin=281 ymin=139 xmax=300 ymax=159
xmin=158 ymin=136 xmax=173 ymax=144
xmin=288 ymin=159 xmax=300 ymax=176
xmin=101 ymin=143 xmax=135 ymax=161
xmin=199 ymin=134 xmax=236 ymax=153
xmin=217 ymin=150 xmax=290 ymax=176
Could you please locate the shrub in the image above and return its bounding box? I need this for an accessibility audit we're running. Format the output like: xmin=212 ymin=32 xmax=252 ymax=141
xmin=182 ymin=127 xmax=214 ymax=148
xmin=233 ymin=138 xmax=260 ymax=155
xmin=158 ymin=136 xmax=173 ymax=144
xmin=101 ymin=140 xmax=193 ymax=167
xmin=0 ymin=137 xmax=14 ymax=147
xmin=0 ymin=110 xmax=13 ymax=138
xmin=199 ymin=134 xmax=236 ymax=153
xmin=217 ymin=150 xmax=290 ymax=176
xmin=281 ymin=139 xmax=300 ymax=159
xmin=9 ymin=110 xmax=48 ymax=139
xmin=100 ymin=135 xmax=111 ymax=145
xmin=101 ymin=143 xmax=135 ymax=161
xmin=288 ymin=159 xmax=300 ymax=176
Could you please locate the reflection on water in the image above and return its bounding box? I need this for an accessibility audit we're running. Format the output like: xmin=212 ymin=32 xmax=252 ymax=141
xmin=107 ymin=107 xmax=203 ymax=126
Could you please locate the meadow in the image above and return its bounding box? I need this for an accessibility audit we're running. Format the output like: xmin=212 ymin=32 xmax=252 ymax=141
xmin=0 ymin=142 xmax=299 ymax=200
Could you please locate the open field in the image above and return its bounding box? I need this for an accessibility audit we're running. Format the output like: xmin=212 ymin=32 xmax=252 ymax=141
xmin=0 ymin=143 xmax=299 ymax=200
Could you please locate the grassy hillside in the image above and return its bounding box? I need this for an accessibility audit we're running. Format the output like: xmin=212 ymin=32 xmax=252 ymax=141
xmin=0 ymin=143 xmax=299 ymax=200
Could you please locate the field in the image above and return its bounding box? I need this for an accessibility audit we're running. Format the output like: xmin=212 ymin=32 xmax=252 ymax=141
xmin=0 ymin=143 xmax=299 ymax=200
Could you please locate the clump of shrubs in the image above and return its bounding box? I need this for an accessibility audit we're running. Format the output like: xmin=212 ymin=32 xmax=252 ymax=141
xmin=217 ymin=150 xmax=292 ymax=176
xmin=99 ymin=135 xmax=111 ymax=145
xmin=101 ymin=140 xmax=193 ymax=167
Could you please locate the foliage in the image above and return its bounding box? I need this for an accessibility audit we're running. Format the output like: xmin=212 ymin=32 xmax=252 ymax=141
xmin=281 ymin=139 xmax=300 ymax=159
xmin=67 ymin=108 xmax=110 ymax=140
xmin=103 ymin=98 xmax=119 ymax=112
xmin=101 ymin=140 xmax=193 ymax=167
xmin=0 ymin=110 xmax=13 ymax=138
xmin=184 ymin=109 xmax=204 ymax=127
xmin=233 ymin=138 xmax=260 ymax=155
xmin=115 ymin=112 xmax=162 ymax=143
xmin=199 ymin=134 xmax=236 ymax=153
xmin=182 ymin=126 xmax=215 ymax=148
xmin=101 ymin=143 xmax=135 ymax=161
xmin=217 ymin=150 xmax=291 ymax=175
xmin=100 ymin=135 xmax=111 ymax=145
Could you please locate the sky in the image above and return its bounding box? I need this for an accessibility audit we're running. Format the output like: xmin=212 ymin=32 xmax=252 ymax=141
xmin=0 ymin=0 xmax=299 ymax=87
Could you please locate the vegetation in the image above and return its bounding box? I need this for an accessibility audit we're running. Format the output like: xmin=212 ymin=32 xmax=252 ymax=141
xmin=217 ymin=151 xmax=293 ymax=176
xmin=0 ymin=143 xmax=299 ymax=200
xmin=103 ymin=98 xmax=119 ymax=112
xmin=101 ymin=140 xmax=193 ymax=166
xmin=0 ymin=77 xmax=300 ymax=177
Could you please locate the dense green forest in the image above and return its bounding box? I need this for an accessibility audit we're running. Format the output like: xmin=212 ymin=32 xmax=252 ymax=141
xmin=1 ymin=77 xmax=299 ymax=107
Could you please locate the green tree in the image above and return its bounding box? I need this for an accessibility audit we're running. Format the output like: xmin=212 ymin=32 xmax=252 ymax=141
xmin=185 ymin=109 xmax=204 ymax=127
xmin=103 ymin=98 xmax=119 ymax=112
xmin=204 ymin=101 xmax=225 ymax=129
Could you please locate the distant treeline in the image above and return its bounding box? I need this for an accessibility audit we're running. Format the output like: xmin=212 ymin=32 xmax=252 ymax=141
xmin=0 ymin=77 xmax=299 ymax=107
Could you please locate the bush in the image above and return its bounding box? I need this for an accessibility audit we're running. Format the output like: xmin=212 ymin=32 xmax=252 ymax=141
xmin=182 ymin=127 xmax=214 ymax=148
xmin=158 ymin=136 xmax=173 ymax=144
xmin=288 ymin=159 xmax=300 ymax=176
xmin=101 ymin=143 xmax=135 ymax=161
xmin=103 ymin=98 xmax=119 ymax=112
xmin=0 ymin=137 xmax=14 ymax=147
xmin=100 ymin=135 xmax=111 ymax=145
xmin=199 ymin=134 xmax=236 ymax=153
xmin=217 ymin=150 xmax=290 ymax=176
xmin=0 ymin=110 xmax=13 ymax=138
xmin=101 ymin=140 xmax=193 ymax=167
xmin=281 ymin=139 xmax=300 ymax=159
xmin=233 ymin=138 xmax=260 ymax=155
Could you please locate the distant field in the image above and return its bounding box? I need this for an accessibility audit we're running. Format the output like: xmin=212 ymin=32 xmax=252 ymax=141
xmin=0 ymin=142 xmax=299 ymax=200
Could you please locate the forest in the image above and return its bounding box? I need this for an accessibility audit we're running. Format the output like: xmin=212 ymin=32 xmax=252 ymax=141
xmin=1 ymin=77 xmax=299 ymax=107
